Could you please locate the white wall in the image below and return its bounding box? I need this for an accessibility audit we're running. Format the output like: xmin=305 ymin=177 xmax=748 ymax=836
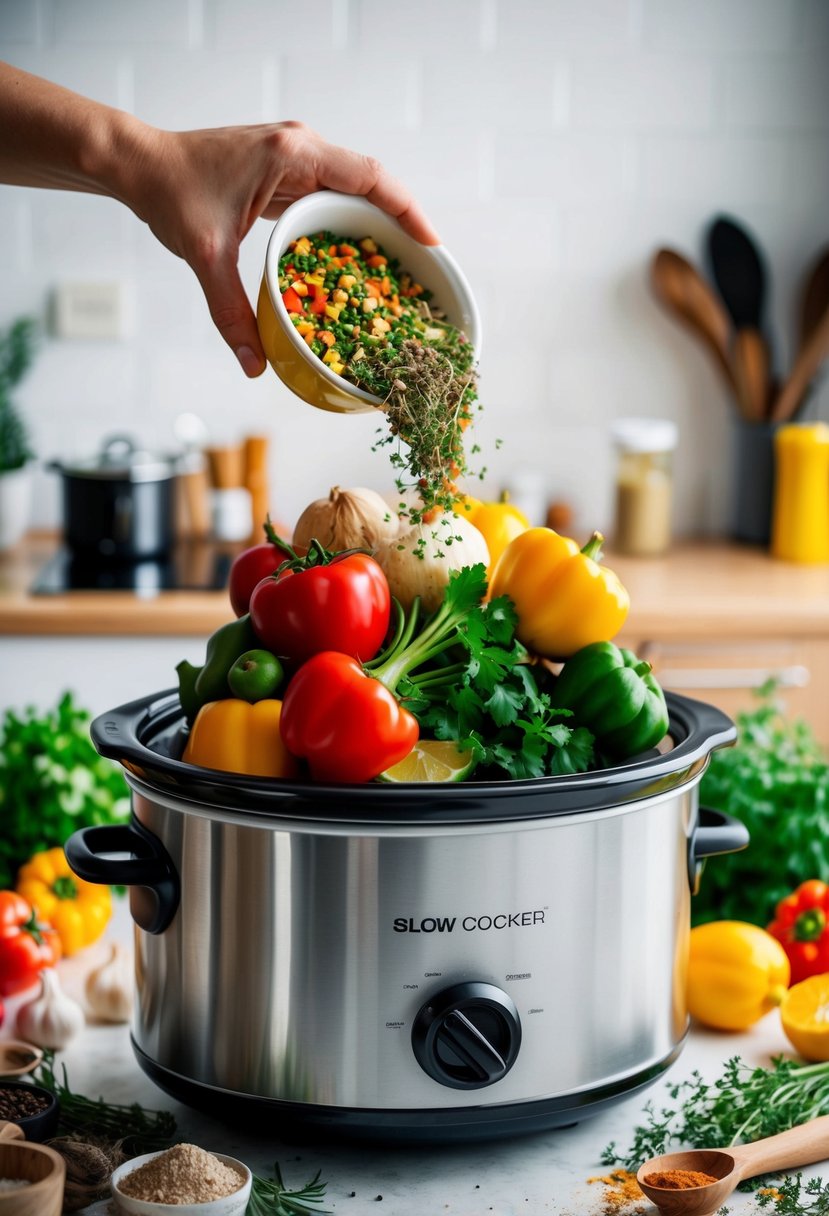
xmin=1 ymin=0 xmax=828 ymax=541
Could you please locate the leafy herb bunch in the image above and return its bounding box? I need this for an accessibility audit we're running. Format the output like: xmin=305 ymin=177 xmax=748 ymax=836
xmin=386 ymin=564 xmax=596 ymax=780
xmin=694 ymin=683 xmax=829 ymax=927
xmin=0 ymin=316 xmax=36 ymax=473
xmin=0 ymin=692 xmax=129 ymax=887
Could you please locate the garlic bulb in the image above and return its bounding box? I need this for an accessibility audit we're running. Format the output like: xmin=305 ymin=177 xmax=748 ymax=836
xmin=378 ymin=513 xmax=490 ymax=613
xmin=16 ymin=968 xmax=85 ymax=1050
xmin=293 ymin=486 xmax=399 ymax=554
xmin=85 ymin=943 xmax=133 ymax=1023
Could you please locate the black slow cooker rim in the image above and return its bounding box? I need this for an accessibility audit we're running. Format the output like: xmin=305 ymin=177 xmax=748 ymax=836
xmin=91 ymin=689 xmax=736 ymax=823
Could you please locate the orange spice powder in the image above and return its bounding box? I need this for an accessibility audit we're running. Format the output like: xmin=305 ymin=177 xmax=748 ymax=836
xmin=642 ymin=1168 xmax=718 ymax=1190
xmin=587 ymin=1169 xmax=647 ymax=1214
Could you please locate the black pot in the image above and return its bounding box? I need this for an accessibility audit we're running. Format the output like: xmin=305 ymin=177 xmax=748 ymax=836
xmin=49 ymin=435 xmax=179 ymax=560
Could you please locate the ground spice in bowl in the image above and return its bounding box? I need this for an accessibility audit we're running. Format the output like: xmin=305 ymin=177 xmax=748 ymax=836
xmin=117 ymin=1143 xmax=245 ymax=1205
xmin=642 ymin=1169 xmax=719 ymax=1190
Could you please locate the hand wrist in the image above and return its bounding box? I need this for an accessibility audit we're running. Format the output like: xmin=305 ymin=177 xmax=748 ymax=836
xmin=79 ymin=107 xmax=160 ymax=213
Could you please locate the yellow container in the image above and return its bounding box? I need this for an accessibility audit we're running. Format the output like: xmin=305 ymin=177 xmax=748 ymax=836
xmin=771 ymin=423 xmax=829 ymax=563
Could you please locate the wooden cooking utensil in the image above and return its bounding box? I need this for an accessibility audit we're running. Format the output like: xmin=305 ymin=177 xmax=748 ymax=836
xmin=650 ymin=249 xmax=738 ymax=399
xmin=770 ymin=306 xmax=829 ymax=424
xmin=732 ymin=329 xmax=771 ymax=423
xmin=801 ymin=247 xmax=829 ymax=355
xmin=637 ymin=1114 xmax=829 ymax=1216
xmin=0 ymin=1125 xmax=65 ymax=1215
xmin=0 ymin=1121 xmax=25 ymax=1142
xmin=0 ymin=1042 xmax=43 ymax=1078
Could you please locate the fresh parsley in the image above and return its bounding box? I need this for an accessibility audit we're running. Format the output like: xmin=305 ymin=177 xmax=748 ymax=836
xmin=694 ymin=683 xmax=829 ymax=927
xmin=369 ymin=564 xmax=596 ymax=780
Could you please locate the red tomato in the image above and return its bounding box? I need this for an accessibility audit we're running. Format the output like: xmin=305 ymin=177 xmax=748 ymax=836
xmin=0 ymin=891 xmax=62 ymax=997
xmin=250 ymin=553 xmax=391 ymax=666
xmin=280 ymin=651 xmax=418 ymax=783
xmin=228 ymin=536 xmax=296 ymax=618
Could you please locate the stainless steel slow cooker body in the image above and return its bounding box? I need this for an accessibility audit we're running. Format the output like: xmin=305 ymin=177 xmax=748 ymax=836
xmin=68 ymin=690 xmax=746 ymax=1143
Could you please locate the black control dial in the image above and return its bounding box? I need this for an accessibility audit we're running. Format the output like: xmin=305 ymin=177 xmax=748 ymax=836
xmin=411 ymin=982 xmax=522 ymax=1089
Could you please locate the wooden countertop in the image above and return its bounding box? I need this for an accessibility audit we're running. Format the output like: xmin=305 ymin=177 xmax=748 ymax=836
xmin=2 ymin=533 xmax=829 ymax=638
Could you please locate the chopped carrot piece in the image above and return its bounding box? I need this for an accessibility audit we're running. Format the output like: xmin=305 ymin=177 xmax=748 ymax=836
xmin=367 ymin=254 xmax=387 ymax=269
xmin=317 ymin=330 xmax=336 ymax=347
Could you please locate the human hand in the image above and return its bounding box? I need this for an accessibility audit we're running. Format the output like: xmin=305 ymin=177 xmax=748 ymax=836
xmin=126 ymin=120 xmax=440 ymax=377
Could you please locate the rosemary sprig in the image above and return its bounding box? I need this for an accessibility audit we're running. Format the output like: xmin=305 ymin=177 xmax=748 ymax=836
xmin=248 ymin=1164 xmax=330 ymax=1215
xmin=26 ymin=1050 xmax=177 ymax=1156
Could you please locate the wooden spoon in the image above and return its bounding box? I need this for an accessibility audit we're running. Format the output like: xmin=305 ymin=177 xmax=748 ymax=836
xmin=637 ymin=1114 xmax=829 ymax=1216
xmin=650 ymin=249 xmax=739 ymax=401
xmin=0 ymin=1041 xmax=43 ymax=1077
xmin=801 ymin=247 xmax=829 ymax=354
xmin=0 ymin=1120 xmax=26 ymax=1142
xmin=770 ymin=306 xmax=829 ymax=423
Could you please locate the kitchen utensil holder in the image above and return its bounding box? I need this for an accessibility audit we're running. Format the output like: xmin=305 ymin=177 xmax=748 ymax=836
xmin=731 ymin=418 xmax=778 ymax=546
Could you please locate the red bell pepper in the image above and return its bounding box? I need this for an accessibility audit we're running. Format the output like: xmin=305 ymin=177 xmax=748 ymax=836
xmin=250 ymin=540 xmax=391 ymax=666
xmin=0 ymin=890 xmax=62 ymax=997
xmin=309 ymin=285 xmax=329 ymax=315
xmin=768 ymin=879 xmax=829 ymax=985
xmin=280 ymin=651 xmax=419 ymax=783
xmin=279 ymin=563 xmax=487 ymax=784
xmin=281 ymin=286 xmax=304 ymax=314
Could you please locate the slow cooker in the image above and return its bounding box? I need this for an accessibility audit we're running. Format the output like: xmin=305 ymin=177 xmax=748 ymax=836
xmin=66 ymin=689 xmax=747 ymax=1144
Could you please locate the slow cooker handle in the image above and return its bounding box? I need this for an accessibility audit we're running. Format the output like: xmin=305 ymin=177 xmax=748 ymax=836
xmin=688 ymin=806 xmax=750 ymax=895
xmin=65 ymin=821 xmax=180 ymax=935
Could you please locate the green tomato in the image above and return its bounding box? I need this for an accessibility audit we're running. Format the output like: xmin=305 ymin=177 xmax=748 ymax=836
xmin=228 ymin=649 xmax=284 ymax=703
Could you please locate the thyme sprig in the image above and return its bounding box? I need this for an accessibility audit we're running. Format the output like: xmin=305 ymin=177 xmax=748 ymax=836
xmin=755 ymin=1174 xmax=829 ymax=1213
xmin=602 ymin=1056 xmax=829 ymax=1175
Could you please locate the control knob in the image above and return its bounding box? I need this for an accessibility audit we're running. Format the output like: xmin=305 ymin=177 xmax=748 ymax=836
xmin=411 ymin=982 xmax=521 ymax=1089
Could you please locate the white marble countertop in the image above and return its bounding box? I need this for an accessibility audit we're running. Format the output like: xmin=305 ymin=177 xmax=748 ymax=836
xmin=3 ymin=907 xmax=825 ymax=1216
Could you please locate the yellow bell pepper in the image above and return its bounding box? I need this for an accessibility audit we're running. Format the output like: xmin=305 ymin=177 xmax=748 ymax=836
xmin=182 ymin=699 xmax=299 ymax=779
xmin=687 ymin=921 xmax=790 ymax=1031
xmin=17 ymin=847 xmax=111 ymax=957
xmin=463 ymin=494 xmax=530 ymax=580
xmin=488 ymin=528 xmax=630 ymax=659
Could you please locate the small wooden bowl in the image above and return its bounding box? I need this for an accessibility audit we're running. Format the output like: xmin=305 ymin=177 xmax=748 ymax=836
xmin=0 ymin=1138 xmax=66 ymax=1216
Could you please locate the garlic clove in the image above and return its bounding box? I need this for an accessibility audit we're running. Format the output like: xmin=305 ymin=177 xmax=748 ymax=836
xmin=84 ymin=942 xmax=133 ymax=1024
xmin=15 ymin=967 xmax=85 ymax=1050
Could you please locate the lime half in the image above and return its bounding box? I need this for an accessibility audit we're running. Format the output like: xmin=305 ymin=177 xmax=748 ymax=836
xmin=377 ymin=740 xmax=476 ymax=784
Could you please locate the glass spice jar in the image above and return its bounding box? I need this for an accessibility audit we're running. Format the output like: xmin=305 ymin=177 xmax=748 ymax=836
xmin=610 ymin=418 xmax=678 ymax=557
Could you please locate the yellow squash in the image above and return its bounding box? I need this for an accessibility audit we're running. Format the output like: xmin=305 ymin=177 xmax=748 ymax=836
xmin=17 ymin=847 xmax=111 ymax=956
xmin=488 ymin=528 xmax=629 ymax=659
xmin=687 ymin=921 xmax=790 ymax=1031
xmin=182 ymin=699 xmax=299 ymax=779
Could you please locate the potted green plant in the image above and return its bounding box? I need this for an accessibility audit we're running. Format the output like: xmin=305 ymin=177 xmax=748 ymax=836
xmin=0 ymin=317 xmax=37 ymax=551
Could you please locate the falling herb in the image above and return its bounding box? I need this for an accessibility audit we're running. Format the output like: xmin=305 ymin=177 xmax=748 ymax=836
xmin=248 ymin=1164 xmax=330 ymax=1215
xmin=360 ymin=335 xmax=480 ymax=523
xmin=602 ymin=1056 xmax=829 ymax=1175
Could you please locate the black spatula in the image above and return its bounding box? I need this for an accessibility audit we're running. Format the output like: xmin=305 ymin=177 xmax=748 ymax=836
xmin=707 ymin=215 xmax=771 ymax=421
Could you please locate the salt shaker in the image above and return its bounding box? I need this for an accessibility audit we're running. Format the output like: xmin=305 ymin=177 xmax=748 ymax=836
xmin=610 ymin=418 xmax=678 ymax=557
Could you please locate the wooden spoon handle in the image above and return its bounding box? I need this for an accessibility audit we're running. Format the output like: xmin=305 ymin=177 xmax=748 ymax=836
xmin=770 ymin=309 xmax=829 ymax=423
xmin=0 ymin=1119 xmax=25 ymax=1142
xmin=733 ymin=329 xmax=770 ymax=423
xmin=731 ymin=1114 xmax=829 ymax=1181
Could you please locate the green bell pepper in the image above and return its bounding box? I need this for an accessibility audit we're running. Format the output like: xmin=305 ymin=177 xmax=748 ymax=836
xmin=551 ymin=640 xmax=669 ymax=761
xmin=176 ymin=614 xmax=259 ymax=723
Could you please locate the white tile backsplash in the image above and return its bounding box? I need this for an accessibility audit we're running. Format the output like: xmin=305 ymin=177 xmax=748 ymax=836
xmin=0 ymin=0 xmax=827 ymax=540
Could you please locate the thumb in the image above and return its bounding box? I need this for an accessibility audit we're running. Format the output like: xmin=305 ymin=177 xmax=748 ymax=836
xmin=196 ymin=256 xmax=266 ymax=378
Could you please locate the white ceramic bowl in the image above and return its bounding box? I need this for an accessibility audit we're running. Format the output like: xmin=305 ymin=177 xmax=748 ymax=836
xmin=110 ymin=1150 xmax=252 ymax=1216
xmin=257 ymin=191 xmax=482 ymax=413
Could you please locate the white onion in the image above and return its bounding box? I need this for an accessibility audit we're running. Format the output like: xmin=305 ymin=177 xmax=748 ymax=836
xmin=378 ymin=513 xmax=490 ymax=613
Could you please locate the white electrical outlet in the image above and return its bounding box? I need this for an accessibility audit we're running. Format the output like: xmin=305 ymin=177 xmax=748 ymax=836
xmin=53 ymin=282 xmax=128 ymax=340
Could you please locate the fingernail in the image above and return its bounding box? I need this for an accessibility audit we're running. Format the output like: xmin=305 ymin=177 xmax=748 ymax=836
xmin=236 ymin=345 xmax=264 ymax=377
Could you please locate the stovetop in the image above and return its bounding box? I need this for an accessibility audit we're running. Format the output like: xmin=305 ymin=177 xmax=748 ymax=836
xmin=31 ymin=542 xmax=243 ymax=595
